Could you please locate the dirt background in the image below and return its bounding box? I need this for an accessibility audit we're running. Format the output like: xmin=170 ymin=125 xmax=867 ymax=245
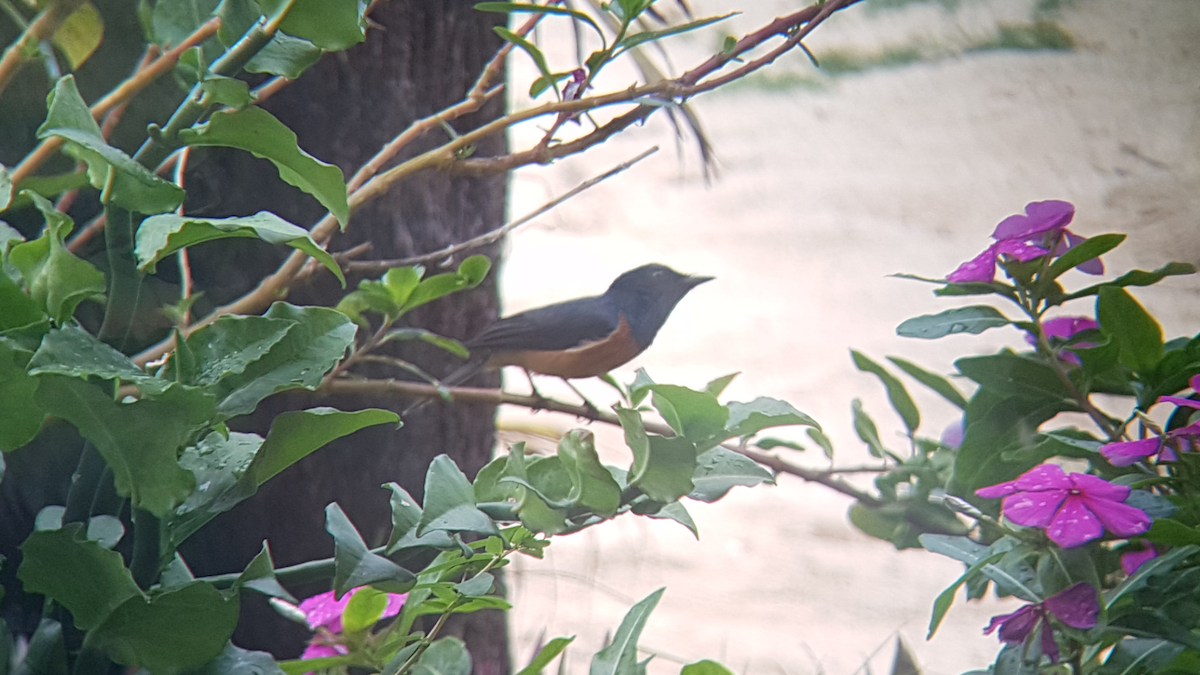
xmin=486 ymin=1 xmax=1200 ymax=673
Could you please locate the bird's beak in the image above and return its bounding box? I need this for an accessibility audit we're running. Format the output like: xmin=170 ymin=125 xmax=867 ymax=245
xmin=685 ymin=274 xmax=714 ymax=288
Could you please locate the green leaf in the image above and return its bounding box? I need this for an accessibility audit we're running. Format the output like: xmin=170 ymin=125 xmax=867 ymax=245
xmin=199 ymin=75 xmax=254 ymax=109
xmin=807 ymin=428 xmax=834 ymax=460
xmin=704 ymin=372 xmax=738 ymax=398
xmin=209 ymin=303 xmax=356 ymax=418
xmin=179 ymin=107 xmax=349 ymax=227
xmin=475 ymin=3 xmax=606 ymax=48
xmin=52 ymin=2 xmax=104 ymax=69
xmin=514 ymin=636 xmax=574 ymax=675
xmin=681 ymin=660 xmax=734 ymax=675
xmin=167 ymin=431 xmax=263 ymax=547
xmin=8 ymin=191 xmax=105 ymax=325
xmin=152 ymin=0 xmax=218 ymax=48
xmin=256 ymin=0 xmax=366 ymax=51
xmin=494 ymin=26 xmax=558 ymax=99
xmin=1058 ymin=262 xmax=1197 ymax=303
xmin=725 ymin=397 xmax=820 ymax=438
xmin=1107 ymin=545 xmax=1200 ymax=609
xmin=639 ymin=501 xmax=697 ymax=537
xmin=949 ymin=390 xmax=1063 ymax=495
xmin=384 ymin=483 xmax=455 ymax=554
xmin=1146 ymin=519 xmax=1200 ymax=547
xmin=412 ymin=638 xmax=471 ymax=675
xmin=955 ymin=352 xmax=1072 ymax=402
xmin=27 ymin=324 xmax=163 ymax=392
xmin=401 ymin=255 xmax=492 ymax=312
xmin=1044 ymin=233 xmax=1125 ymax=280
xmin=0 ymin=337 xmax=42 ymax=451
xmin=18 ymin=525 xmax=142 ymax=630
xmin=925 ymin=550 xmax=1006 ymax=639
xmin=590 ymin=588 xmax=664 ymax=675
xmin=618 ymin=13 xmax=736 ymax=50
xmin=381 ymin=328 xmax=468 ymax=358
xmin=1097 ymin=287 xmax=1163 ymax=375
xmin=0 ymin=164 xmax=12 ymax=210
xmin=851 ymin=351 xmax=920 ymax=434
xmin=851 ymin=399 xmax=885 ymax=458
xmin=887 ymin=356 xmax=968 ymax=409
xmin=163 ymin=314 xmax=295 ymax=386
xmin=248 ymin=32 xmax=323 ymax=78
xmin=649 ymin=384 xmax=728 ymax=444
xmin=688 ymin=446 xmax=773 ymax=503
xmin=325 ymin=503 xmax=416 ymax=595
xmin=35 ymin=376 xmax=215 ymax=515
xmin=90 ymin=582 xmax=238 ymax=673
xmin=342 ymin=586 xmax=390 ymax=633
xmin=245 ymin=407 xmax=399 ymax=486
xmin=38 ymin=77 xmax=184 ymax=213
xmin=632 ymin=434 xmax=696 ymax=503
xmin=454 ymin=571 xmax=494 ymax=598
xmin=896 ymin=306 xmax=1011 ymax=340
xmin=136 ymin=212 xmax=344 ymax=286
xmin=417 ymin=455 xmax=498 ymax=536
xmin=16 ymin=619 xmax=68 ymax=675
xmin=182 ymin=643 xmax=288 ymax=675
xmin=557 ymin=430 xmax=621 ymax=517
xmin=232 ymin=542 xmax=295 ymax=602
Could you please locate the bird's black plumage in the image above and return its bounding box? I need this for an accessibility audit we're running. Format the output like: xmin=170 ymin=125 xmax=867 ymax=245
xmin=448 ymin=263 xmax=712 ymax=384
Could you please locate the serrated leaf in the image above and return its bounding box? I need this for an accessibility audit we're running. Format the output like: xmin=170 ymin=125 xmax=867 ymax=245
xmin=851 ymin=351 xmax=920 ymax=434
xmin=136 ymin=212 xmax=344 ymax=285
xmin=209 ymin=303 xmax=356 ymax=418
xmin=179 ymin=107 xmax=349 ymax=226
xmin=897 ymin=306 xmax=1011 ymax=340
xmin=589 ymin=589 xmax=663 ymax=675
xmin=34 ymin=376 xmax=215 ymax=516
xmin=8 ymin=192 xmax=105 ymax=324
xmin=887 ymin=356 xmax=968 ymax=409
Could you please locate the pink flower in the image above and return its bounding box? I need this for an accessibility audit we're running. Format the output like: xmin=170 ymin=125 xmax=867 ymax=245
xmin=1100 ymin=375 xmax=1200 ymax=466
xmin=1120 ymin=544 xmax=1159 ymax=575
xmin=984 ymin=582 xmax=1099 ymax=663
xmin=299 ymin=587 xmax=406 ymax=633
xmin=976 ymin=464 xmax=1150 ymax=548
xmin=948 ymin=201 xmax=1104 ymax=283
xmin=1027 ymin=316 xmax=1098 ymax=365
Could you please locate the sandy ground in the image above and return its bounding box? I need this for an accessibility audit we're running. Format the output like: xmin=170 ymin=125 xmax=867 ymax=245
xmin=487 ymin=1 xmax=1200 ymax=674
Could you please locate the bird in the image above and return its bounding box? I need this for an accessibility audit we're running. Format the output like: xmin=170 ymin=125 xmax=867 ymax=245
xmin=426 ymin=263 xmax=713 ymax=407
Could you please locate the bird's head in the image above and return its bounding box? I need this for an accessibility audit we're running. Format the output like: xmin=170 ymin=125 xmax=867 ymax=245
xmin=605 ymin=263 xmax=713 ymax=346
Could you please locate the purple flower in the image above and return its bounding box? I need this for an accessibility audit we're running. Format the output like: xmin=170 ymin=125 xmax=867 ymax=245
xmin=984 ymin=582 xmax=1099 ymax=663
xmin=1121 ymin=544 xmax=1159 ymax=575
xmin=1026 ymin=316 xmax=1098 ymax=365
xmin=976 ymin=464 xmax=1151 ymax=548
xmin=948 ymin=201 xmax=1104 ymax=283
xmin=1100 ymin=375 xmax=1200 ymax=466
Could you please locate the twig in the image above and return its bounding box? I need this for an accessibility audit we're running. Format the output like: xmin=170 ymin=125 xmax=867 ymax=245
xmin=347 ymin=145 xmax=658 ymax=274
xmin=316 ymin=378 xmax=883 ymax=506
xmin=9 ymin=17 xmax=222 ymax=187
xmin=0 ymin=0 xmax=86 ymax=99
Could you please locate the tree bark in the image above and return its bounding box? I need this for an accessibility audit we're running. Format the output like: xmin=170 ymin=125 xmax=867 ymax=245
xmin=180 ymin=2 xmax=511 ymax=670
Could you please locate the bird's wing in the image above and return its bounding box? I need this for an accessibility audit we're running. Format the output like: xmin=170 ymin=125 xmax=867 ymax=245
xmin=467 ymin=296 xmax=620 ymax=352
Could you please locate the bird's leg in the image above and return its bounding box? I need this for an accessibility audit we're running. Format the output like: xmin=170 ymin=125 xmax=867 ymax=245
xmin=562 ymin=378 xmax=601 ymax=417
xmin=522 ymin=368 xmax=551 ymax=411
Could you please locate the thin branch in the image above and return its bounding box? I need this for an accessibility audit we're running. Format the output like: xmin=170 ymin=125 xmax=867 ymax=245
xmin=0 ymin=0 xmax=86 ymax=99
xmin=347 ymin=145 xmax=658 ymax=274
xmin=316 ymin=378 xmax=883 ymax=506
xmin=9 ymin=17 xmax=222 ymax=187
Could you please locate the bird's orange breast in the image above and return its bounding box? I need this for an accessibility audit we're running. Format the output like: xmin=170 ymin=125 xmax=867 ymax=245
xmin=486 ymin=315 xmax=643 ymax=379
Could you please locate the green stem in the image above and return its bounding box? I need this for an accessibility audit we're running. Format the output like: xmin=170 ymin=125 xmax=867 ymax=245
xmin=130 ymin=509 xmax=162 ymax=590
xmin=96 ymin=202 xmax=142 ymax=351
xmin=62 ymin=441 xmax=106 ymax=525
xmin=201 ymin=546 xmax=389 ymax=589
xmin=132 ymin=21 xmax=275 ymax=169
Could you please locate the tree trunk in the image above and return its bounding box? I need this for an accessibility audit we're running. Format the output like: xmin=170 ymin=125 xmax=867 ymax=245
xmin=180 ymin=2 xmax=511 ymax=671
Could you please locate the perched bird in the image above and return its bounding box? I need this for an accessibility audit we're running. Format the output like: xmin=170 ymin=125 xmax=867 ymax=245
xmin=439 ymin=263 xmax=712 ymax=399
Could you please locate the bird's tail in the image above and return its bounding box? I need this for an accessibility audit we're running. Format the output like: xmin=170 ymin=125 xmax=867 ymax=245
xmin=400 ymin=353 xmax=489 ymax=417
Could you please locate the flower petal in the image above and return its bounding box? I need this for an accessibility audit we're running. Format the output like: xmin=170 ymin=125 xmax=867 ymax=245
xmin=1159 ymin=395 xmax=1200 ymax=410
xmin=1190 ymin=374 xmax=1200 ymax=392
xmin=299 ymin=590 xmax=349 ymax=630
xmin=382 ymin=593 xmax=407 ymax=620
xmin=995 ymin=238 xmax=1049 ymax=263
xmin=948 ymin=245 xmax=999 ymax=283
xmin=1014 ymin=464 xmax=1072 ymax=491
xmin=1045 ymin=496 xmax=1103 ymax=548
xmin=1042 ymin=317 xmax=1098 ymax=340
xmin=992 ymin=200 xmax=1075 ymax=240
xmin=1003 ymin=489 xmax=1068 ymax=528
xmin=1121 ymin=545 xmax=1158 ymax=575
xmin=1084 ymin=495 xmax=1151 ymax=538
xmin=1070 ymin=472 xmax=1131 ymax=501
xmin=1100 ymin=437 xmax=1162 ymax=467
xmin=976 ymin=479 xmax=1019 ymax=499
xmin=1039 ymin=618 xmax=1060 ymax=663
xmin=1063 ymin=232 xmax=1104 ymax=275
xmin=985 ymin=604 xmax=1037 ymax=643
xmin=1044 ymin=582 xmax=1099 ymax=629
xmin=301 ymin=642 xmax=348 ymax=660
